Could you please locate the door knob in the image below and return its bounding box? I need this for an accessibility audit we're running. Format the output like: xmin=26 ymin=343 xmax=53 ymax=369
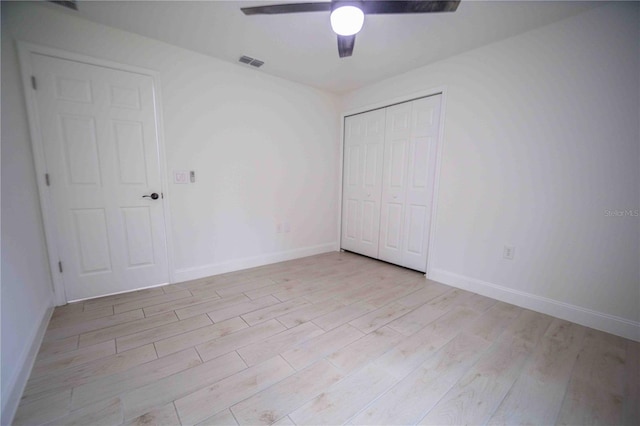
xmin=142 ymin=192 xmax=159 ymax=200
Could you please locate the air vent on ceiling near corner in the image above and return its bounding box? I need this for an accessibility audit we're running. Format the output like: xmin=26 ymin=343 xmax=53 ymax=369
xmin=239 ymin=55 xmax=264 ymax=68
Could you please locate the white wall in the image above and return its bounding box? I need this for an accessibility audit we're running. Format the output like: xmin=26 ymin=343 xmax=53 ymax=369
xmin=1 ymin=1 xmax=340 ymax=419
xmin=342 ymin=2 xmax=640 ymax=339
xmin=1 ymin=6 xmax=56 ymax=420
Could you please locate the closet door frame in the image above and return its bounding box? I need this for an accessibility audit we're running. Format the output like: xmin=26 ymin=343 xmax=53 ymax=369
xmin=337 ymin=86 xmax=448 ymax=277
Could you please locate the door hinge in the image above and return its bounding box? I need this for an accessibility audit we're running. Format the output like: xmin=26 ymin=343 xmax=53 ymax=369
xmin=58 ymin=261 xmax=63 ymax=273
xmin=31 ymin=75 xmax=37 ymax=90
xmin=45 ymin=173 xmax=50 ymax=186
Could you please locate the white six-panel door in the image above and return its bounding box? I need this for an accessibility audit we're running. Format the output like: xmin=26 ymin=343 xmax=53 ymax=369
xmin=379 ymin=96 xmax=442 ymax=271
xmin=342 ymin=95 xmax=442 ymax=272
xmin=31 ymin=53 xmax=169 ymax=301
xmin=378 ymin=101 xmax=413 ymax=265
xmin=341 ymin=109 xmax=386 ymax=258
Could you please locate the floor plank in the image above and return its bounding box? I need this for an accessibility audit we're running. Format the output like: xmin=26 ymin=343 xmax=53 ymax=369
xmin=48 ymin=305 xmax=114 ymax=330
xmin=195 ymin=318 xmax=287 ymax=362
xmin=174 ymin=356 xmax=294 ymax=425
xmin=14 ymin=389 xmax=72 ymax=425
xmin=556 ymin=377 xmax=624 ymax=425
xmin=123 ymin=403 xmax=180 ymax=426
xmin=194 ymin=408 xmax=239 ymax=426
xmin=230 ymin=360 xmax=344 ymax=425
xmin=71 ymin=348 xmax=201 ymax=410
xmin=83 ymin=287 xmax=165 ymax=311
xmin=113 ymin=290 xmax=192 ymax=314
xmin=36 ymin=335 xmax=79 ymax=359
xmin=142 ymin=293 xmax=221 ymax=317
xmin=487 ymin=319 xmax=586 ymax=425
xmin=44 ymin=309 xmax=145 ymax=341
xmin=289 ymin=363 xmax=398 ymax=425
xmin=348 ymin=302 xmax=414 ymax=334
xmin=121 ymin=351 xmax=246 ymax=420
xmin=241 ymin=297 xmax=310 ymax=325
xmin=327 ymin=326 xmax=404 ymax=374
xmin=374 ymin=306 xmax=482 ymax=379
xmin=276 ymin=298 xmax=346 ymax=329
xmin=22 ymin=345 xmax=157 ymax=404
xmin=154 ymin=316 xmax=248 ymax=357
xmin=280 ymin=324 xmax=364 ymax=370
xmin=236 ymin=321 xmax=324 ymax=366
xmin=115 ymin=314 xmax=212 ymax=353
xmin=174 ymin=294 xmax=249 ymax=320
xmin=351 ymin=331 xmax=491 ymax=425
xmin=417 ymin=313 xmax=551 ymax=425
xmin=77 ymin=311 xmax=178 ymax=347
xmin=31 ymin=340 xmax=116 ymax=377
xmin=44 ymin=397 xmax=122 ymax=426
xmin=206 ymin=295 xmax=280 ymax=323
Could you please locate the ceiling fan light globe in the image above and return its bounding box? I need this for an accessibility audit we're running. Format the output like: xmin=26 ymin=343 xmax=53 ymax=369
xmin=330 ymin=5 xmax=364 ymax=36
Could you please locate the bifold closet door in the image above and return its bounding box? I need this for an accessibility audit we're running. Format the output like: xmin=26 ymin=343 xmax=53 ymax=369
xmin=379 ymin=95 xmax=441 ymax=271
xmin=341 ymin=109 xmax=386 ymax=258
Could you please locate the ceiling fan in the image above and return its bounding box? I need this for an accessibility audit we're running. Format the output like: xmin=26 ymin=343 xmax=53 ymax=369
xmin=241 ymin=1 xmax=461 ymax=58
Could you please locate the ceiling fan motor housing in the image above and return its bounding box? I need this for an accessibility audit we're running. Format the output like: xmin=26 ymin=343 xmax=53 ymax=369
xmin=240 ymin=1 xmax=461 ymax=58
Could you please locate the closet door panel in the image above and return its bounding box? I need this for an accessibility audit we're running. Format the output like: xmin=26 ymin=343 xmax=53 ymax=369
xmin=341 ymin=109 xmax=385 ymax=258
xmin=401 ymin=95 xmax=442 ymax=271
xmin=378 ymin=102 xmax=412 ymax=265
xmin=341 ymin=119 xmax=361 ymax=252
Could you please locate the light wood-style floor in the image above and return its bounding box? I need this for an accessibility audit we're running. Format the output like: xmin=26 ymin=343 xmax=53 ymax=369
xmin=15 ymin=252 xmax=639 ymax=425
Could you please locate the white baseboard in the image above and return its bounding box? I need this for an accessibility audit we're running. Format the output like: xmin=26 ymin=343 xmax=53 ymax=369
xmin=429 ymin=268 xmax=640 ymax=342
xmin=1 ymin=303 xmax=55 ymax=425
xmin=173 ymin=243 xmax=337 ymax=283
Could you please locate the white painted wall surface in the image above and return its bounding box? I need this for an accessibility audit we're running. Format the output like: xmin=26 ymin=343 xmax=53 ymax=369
xmin=342 ymin=3 xmax=640 ymax=338
xmin=1 ymin=1 xmax=339 ymax=418
xmin=1 ymin=8 xmax=56 ymax=420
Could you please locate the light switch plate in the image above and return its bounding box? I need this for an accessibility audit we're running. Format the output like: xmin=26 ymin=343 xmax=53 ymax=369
xmin=174 ymin=170 xmax=189 ymax=184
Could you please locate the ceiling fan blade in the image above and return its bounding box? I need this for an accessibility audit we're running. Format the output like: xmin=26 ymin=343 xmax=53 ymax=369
xmin=241 ymin=2 xmax=332 ymax=15
xmin=337 ymin=34 xmax=355 ymax=58
xmin=362 ymin=0 xmax=460 ymax=15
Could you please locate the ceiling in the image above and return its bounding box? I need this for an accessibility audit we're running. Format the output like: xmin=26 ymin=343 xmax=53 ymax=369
xmin=49 ymin=0 xmax=599 ymax=93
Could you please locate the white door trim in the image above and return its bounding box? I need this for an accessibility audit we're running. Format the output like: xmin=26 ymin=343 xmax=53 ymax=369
xmin=338 ymin=86 xmax=448 ymax=278
xmin=17 ymin=41 xmax=175 ymax=305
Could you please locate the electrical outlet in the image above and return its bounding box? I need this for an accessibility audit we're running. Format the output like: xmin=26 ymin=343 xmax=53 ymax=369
xmin=503 ymin=245 xmax=515 ymax=260
xmin=276 ymin=223 xmax=283 ymax=233
xmin=283 ymin=221 xmax=290 ymax=233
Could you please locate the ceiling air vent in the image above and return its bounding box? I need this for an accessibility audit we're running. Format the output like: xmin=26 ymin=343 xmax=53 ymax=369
xmin=48 ymin=0 xmax=78 ymax=10
xmin=238 ymin=55 xmax=265 ymax=68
